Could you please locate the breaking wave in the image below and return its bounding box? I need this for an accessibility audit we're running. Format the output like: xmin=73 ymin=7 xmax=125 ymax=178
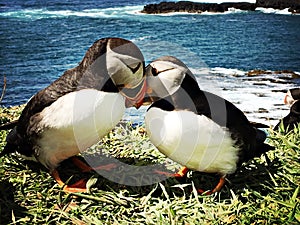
xmin=1 ymin=4 xmax=299 ymax=20
xmin=0 ymin=5 xmax=144 ymax=20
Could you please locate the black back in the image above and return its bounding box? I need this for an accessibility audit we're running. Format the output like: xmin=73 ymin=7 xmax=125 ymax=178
xmin=274 ymin=100 xmax=300 ymax=132
xmin=290 ymin=88 xmax=300 ymax=100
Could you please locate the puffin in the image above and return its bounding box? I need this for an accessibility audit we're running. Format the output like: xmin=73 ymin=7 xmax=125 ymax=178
xmin=143 ymin=56 xmax=273 ymax=194
xmin=274 ymin=88 xmax=300 ymax=132
xmin=0 ymin=37 xmax=147 ymax=192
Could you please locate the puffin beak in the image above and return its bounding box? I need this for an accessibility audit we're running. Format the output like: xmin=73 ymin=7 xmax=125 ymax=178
xmin=125 ymin=79 xmax=147 ymax=109
xmin=284 ymin=94 xmax=288 ymax=105
xmin=139 ymin=86 xmax=156 ymax=106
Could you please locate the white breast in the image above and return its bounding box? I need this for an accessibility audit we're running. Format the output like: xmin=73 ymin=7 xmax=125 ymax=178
xmin=145 ymin=107 xmax=239 ymax=175
xmin=35 ymin=89 xmax=125 ymax=169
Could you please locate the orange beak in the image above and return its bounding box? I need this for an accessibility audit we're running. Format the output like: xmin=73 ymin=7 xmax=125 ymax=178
xmin=125 ymin=79 xmax=147 ymax=109
xmin=284 ymin=94 xmax=288 ymax=105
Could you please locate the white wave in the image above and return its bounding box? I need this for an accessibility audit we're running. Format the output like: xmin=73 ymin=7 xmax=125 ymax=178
xmin=0 ymin=5 xmax=144 ymax=20
xmin=201 ymin=8 xmax=246 ymax=15
xmin=4 ymin=5 xmax=297 ymax=19
xmin=131 ymin=36 xmax=152 ymax=43
xmin=192 ymin=67 xmax=297 ymax=126
xmin=209 ymin=67 xmax=245 ymax=76
xmin=148 ymin=7 xmax=247 ymax=16
xmin=255 ymin=7 xmax=292 ymax=15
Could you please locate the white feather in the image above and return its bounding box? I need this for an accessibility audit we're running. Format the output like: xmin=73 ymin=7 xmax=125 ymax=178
xmin=106 ymin=41 xmax=144 ymax=88
xmin=35 ymin=89 xmax=125 ymax=169
xmin=145 ymin=107 xmax=239 ymax=175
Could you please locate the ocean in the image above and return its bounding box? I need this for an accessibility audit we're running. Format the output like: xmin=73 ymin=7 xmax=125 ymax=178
xmin=0 ymin=0 xmax=300 ymax=126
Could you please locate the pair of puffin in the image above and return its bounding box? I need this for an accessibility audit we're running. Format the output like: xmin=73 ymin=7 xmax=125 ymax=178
xmin=0 ymin=37 xmax=147 ymax=192
xmin=274 ymin=88 xmax=300 ymax=132
xmin=0 ymin=39 xmax=274 ymax=194
xmin=143 ymin=56 xmax=274 ymax=193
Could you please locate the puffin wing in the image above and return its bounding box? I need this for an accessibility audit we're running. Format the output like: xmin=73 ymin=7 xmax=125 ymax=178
xmin=17 ymin=68 xmax=82 ymax=135
xmin=194 ymin=91 xmax=273 ymax=162
xmin=249 ymin=121 xmax=270 ymax=128
xmin=17 ymin=38 xmax=113 ymax=136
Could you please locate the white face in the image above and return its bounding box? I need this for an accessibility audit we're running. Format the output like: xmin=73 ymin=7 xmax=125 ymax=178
xmin=106 ymin=43 xmax=144 ymax=89
xmin=284 ymin=90 xmax=295 ymax=106
xmin=146 ymin=57 xmax=188 ymax=99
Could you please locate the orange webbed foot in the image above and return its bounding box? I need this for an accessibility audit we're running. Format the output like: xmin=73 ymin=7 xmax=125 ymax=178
xmin=197 ymin=176 xmax=226 ymax=195
xmin=51 ymin=169 xmax=87 ymax=192
xmin=52 ymin=157 xmax=117 ymax=192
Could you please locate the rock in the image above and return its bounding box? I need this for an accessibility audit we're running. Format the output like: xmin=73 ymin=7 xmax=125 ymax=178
xmin=141 ymin=1 xmax=256 ymax=14
xmin=141 ymin=1 xmax=300 ymax=14
xmin=258 ymin=108 xmax=269 ymax=113
xmin=246 ymin=70 xmax=272 ymax=76
xmin=256 ymin=0 xmax=300 ymax=13
xmin=246 ymin=70 xmax=300 ymax=78
xmin=274 ymin=70 xmax=300 ymax=78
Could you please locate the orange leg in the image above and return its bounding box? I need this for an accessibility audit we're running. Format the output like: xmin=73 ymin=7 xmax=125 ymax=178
xmin=51 ymin=169 xmax=87 ymax=193
xmin=174 ymin=166 xmax=189 ymax=178
xmin=52 ymin=157 xmax=117 ymax=192
xmin=197 ymin=176 xmax=226 ymax=195
xmin=154 ymin=166 xmax=188 ymax=178
xmin=71 ymin=157 xmax=117 ymax=172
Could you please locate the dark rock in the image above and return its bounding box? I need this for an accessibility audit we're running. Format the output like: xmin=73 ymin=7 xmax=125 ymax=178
xmin=274 ymin=70 xmax=300 ymax=78
xmin=142 ymin=0 xmax=300 ymax=14
xmin=256 ymin=0 xmax=300 ymax=13
xmin=142 ymin=1 xmax=256 ymax=14
xmin=246 ymin=70 xmax=272 ymax=76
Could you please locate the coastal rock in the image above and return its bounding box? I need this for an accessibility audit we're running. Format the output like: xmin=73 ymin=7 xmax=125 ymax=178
xmin=142 ymin=0 xmax=300 ymax=14
xmin=246 ymin=69 xmax=272 ymax=76
xmin=256 ymin=0 xmax=300 ymax=13
xmin=141 ymin=1 xmax=256 ymax=14
xmin=247 ymin=69 xmax=300 ymax=79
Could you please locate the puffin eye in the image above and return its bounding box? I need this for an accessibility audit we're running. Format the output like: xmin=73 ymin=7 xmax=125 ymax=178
xmin=152 ymin=67 xmax=159 ymax=76
xmin=128 ymin=62 xmax=141 ymax=74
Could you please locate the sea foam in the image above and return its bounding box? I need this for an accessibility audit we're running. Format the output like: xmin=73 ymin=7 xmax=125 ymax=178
xmin=0 ymin=5 xmax=144 ymax=20
xmin=255 ymin=7 xmax=293 ymax=15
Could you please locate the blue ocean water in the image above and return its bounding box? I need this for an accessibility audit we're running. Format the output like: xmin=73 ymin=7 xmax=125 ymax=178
xmin=1 ymin=0 xmax=300 ymax=124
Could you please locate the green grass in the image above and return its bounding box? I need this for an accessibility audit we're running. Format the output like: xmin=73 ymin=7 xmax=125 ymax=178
xmin=0 ymin=106 xmax=299 ymax=225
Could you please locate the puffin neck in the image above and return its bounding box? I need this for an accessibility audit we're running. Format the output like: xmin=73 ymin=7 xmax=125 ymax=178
xmin=291 ymin=88 xmax=300 ymax=100
xmin=291 ymin=101 xmax=300 ymax=115
xmin=172 ymin=73 xmax=203 ymax=111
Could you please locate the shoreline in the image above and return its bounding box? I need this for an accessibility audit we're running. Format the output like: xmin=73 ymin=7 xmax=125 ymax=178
xmin=2 ymin=69 xmax=299 ymax=128
xmin=141 ymin=1 xmax=300 ymax=14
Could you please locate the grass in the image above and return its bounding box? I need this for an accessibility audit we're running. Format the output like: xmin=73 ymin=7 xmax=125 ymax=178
xmin=0 ymin=105 xmax=299 ymax=225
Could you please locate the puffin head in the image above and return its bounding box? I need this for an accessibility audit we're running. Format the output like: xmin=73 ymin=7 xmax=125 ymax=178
xmin=284 ymin=88 xmax=300 ymax=106
xmin=80 ymin=37 xmax=147 ymax=109
xmin=142 ymin=56 xmax=192 ymax=105
xmin=106 ymin=38 xmax=147 ymax=108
